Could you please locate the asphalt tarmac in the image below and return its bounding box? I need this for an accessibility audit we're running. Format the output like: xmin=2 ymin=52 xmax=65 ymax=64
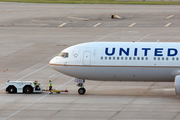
xmin=0 ymin=2 xmax=180 ymax=120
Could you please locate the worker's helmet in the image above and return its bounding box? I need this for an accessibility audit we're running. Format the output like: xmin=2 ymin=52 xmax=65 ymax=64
xmin=49 ymin=80 xmax=51 ymax=82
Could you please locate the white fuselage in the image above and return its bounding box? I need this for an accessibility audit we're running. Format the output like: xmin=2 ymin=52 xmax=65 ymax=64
xmin=49 ymin=42 xmax=180 ymax=82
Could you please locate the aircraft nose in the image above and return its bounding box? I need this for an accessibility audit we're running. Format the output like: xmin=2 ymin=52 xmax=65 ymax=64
xmin=49 ymin=56 xmax=59 ymax=69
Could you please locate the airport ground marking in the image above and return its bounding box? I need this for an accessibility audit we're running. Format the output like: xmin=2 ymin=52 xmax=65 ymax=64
xmin=56 ymin=78 xmax=74 ymax=89
xmin=48 ymin=74 xmax=56 ymax=79
xmin=94 ymin=32 xmax=118 ymax=42
xmin=68 ymin=17 xmax=88 ymax=21
xmin=166 ymin=15 xmax=174 ymax=19
xmin=16 ymin=64 xmax=49 ymax=82
xmin=3 ymin=94 xmax=47 ymax=120
xmin=164 ymin=23 xmax=172 ymax=27
xmin=0 ymin=64 xmax=49 ymax=91
xmin=58 ymin=23 xmax=67 ymax=27
xmin=128 ymin=23 xmax=137 ymax=27
xmin=4 ymin=98 xmax=11 ymax=103
xmin=3 ymin=78 xmax=74 ymax=120
xmin=136 ymin=33 xmax=155 ymax=42
xmin=121 ymin=36 xmax=125 ymax=39
xmin=93 ymin=23 xmax=102 ymax=27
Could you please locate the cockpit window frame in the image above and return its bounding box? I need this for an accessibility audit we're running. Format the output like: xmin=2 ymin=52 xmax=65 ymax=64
xmin=58 ymin=52 xmax=69 ymax=58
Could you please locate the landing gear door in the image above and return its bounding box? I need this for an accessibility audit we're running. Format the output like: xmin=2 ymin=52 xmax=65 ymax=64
xmin=83 ymin=51 xmax=91 ymax=66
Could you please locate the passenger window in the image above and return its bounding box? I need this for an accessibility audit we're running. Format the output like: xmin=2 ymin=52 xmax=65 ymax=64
xmin=176 ymin=57 xmax=179 ymax=61
xmin=154 ymin=57 xmax=156 ymax=60
xmin=109 ymin=57 xmax=111 ymax=60
xmin=166 ymin=57 xmax=168 ymax=60
xmin=141 ymin=57 xmax=144 ymax=60
xmin=133 ymin=57 xmax=136 ymax=60
xmin=145 ymin=57 xmax=148 ymax=60
xmin=101 ymin=57 xmax=103 ymax=60
xmin=158 ymin=57 xmax=160 ymax=60
xmin=125 ymin=57 xmax=127 ymax=60
xmin=113 ymin=57 xmax=115 ymax=60
xmin=129 ymin=57 xmax=131 ymax=60
xmin=117 ymin=57 xmax=119 ymax=60
xmin=162 ymin=57 xmax=164 ymax=60
xmin=137 ymin=57 xmax=140 ymax=60
xmin=105 ymin=57 xmax=107 ymax=60
xmin=172 ymin=57 xmax=175 ymax=61
xmin=121 ymin=57 xmax=123 ymax=60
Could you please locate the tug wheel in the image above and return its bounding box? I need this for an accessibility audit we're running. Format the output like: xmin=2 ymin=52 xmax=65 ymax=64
xmin=78 ymin=88 xmax=86 ymax=95
xmin=8 ymin=86 xmax=16 ymax=93
xmin=24 ymin=86 xmax=33 ymax=94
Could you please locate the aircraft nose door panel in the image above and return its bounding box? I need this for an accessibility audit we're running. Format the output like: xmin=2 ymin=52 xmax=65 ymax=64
xmin=83 ymin=51 xmax=91 ymax=66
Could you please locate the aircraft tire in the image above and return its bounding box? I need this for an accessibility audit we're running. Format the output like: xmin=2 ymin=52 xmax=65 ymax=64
xmin=78 ymin=88 xmax=86 ymax=95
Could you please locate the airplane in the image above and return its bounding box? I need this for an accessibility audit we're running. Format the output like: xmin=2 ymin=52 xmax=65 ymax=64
xmin=49 ymin=42 xmax=180 ymax=95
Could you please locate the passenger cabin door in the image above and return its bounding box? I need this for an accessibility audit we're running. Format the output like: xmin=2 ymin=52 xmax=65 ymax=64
xmin=83 ymin=51 xmax=91 ymax=66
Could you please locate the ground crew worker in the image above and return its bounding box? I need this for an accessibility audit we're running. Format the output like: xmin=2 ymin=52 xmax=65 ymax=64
xmin=49 ymin=80 xmax=53 ymax=94
xmin=34 ymin=81 xmax=38 ymax=90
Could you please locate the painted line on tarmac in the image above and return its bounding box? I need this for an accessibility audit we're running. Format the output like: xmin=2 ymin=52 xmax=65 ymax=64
xmin=58 ymin=23 xmax=67 ymax=27
xmin=166 ymin=15 xmax=174 ymax=19
xmin=0 ymin=64 xmax=49 ymax=91
xmin=68 ymin=17 xmax=88 ymax=21
xmin=136 ymin=33 xmax=155 ymax=42
xmin=48 ymin=74 xmax=56 ymax=79
xmin=3 ymin=94 xmax=47 ymax=120
xmin=4 ymin=98 xmax=11 ymax=103
xmin=15 ymin=64 xmax=49 ymax=82
xmin=93 ymin=23 xmax=102 ymax=27
xmin=94 ymin=33 xmax=118 ymax=42
xmin=56 ymin=78 xmax=74 ymax=89
xmin=121 ymin=36 xmax=125 ymax=39
xmin=3 ymin=78 xmax=73 ymax=120
xmin=164 ymin=23 xmax=172 ymax=27
xmin=128 ymin=23 xmax=137 ymax=27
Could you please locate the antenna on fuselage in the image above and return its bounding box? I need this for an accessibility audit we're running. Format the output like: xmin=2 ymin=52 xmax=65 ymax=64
xmin=157 ymin=39 xmax=159 ymax=43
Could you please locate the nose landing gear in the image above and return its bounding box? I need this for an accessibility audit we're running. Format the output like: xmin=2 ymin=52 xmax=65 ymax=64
xmin=75 ymin=78 xmax=86 ymax=95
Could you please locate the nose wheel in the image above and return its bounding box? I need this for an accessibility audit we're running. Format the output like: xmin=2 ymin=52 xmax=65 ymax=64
xmin=78 ymin=88 xmax=86 ymax=95
xmin=75 ymin=78 xmax=86 ymax=95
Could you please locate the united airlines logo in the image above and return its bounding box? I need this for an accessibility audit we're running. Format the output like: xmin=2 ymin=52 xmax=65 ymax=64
xmin=105 ymin=48 xmax=178 ymax=56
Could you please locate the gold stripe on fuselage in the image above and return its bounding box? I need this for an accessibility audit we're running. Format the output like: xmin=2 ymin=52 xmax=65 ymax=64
xmin=49 ymin=63 xmax=180 ymax=68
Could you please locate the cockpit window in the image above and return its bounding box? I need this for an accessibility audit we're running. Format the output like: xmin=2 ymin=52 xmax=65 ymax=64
xmin=58 ymin=52 xmax=69 ymax=58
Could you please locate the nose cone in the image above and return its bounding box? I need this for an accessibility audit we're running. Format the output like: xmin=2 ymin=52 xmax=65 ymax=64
xmin=49 ymin=56 xmax=59 ymax=69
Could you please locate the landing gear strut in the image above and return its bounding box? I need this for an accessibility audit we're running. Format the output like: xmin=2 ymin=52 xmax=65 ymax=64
xmin=75 ymin=78 xmax=86 ymax=95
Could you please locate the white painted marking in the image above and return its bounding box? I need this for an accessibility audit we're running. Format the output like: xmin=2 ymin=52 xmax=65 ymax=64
xmin=4 ymin=98 xmax=11 ymax=103
xmin=128 ymin=23 xmax=137 ymax=27
xmin=68 ymin=17 xmax=88 ymax=21
xmin=93 ymin=23 xmax=102 ymax=27
xmin=3 ymin=78 xmax=73 ymax=120
xmin=121 ymin=37 xmax=125 ymax=39
xmin=136 ymin=33 xmax=155 ymax=42
xmin=0 ymin=64 xmax=48 ymax=91
xmin=15 ymin=23 xmax=49 ymax=26
xmin=94 ymin=33 xmax=118 ymax=42
xmin=3 ymin=94 xmax=47 ymax=120
xmin=16 ymin=64 xmax=49 ymax=82
xmin=58 ymin=23 xmax=67 ymax=27
xmin=164 ymin=23 xmax=172 ymax=27
xmin=56 ymin=78 xmax=74 ymax=89
xmin=48 ymin=74 xmax=56 ymax=79
xmin=0 ymin=87 xmax=5 ymax=90
xmin=166 ymin=15 xmax=174 ymax=19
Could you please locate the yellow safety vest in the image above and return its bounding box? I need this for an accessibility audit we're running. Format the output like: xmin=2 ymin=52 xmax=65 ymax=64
xmin=49 ymin=82 xmax=52 ymax=87
xmin=34 ymin=82 xmax=37 ymax=86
